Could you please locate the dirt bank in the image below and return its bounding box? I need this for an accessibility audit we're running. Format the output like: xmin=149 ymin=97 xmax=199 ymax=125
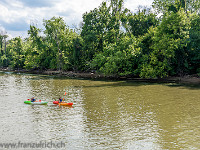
xmin=27 ymin=70 xmax=200 ymax=84
xmin=166 ymin=76 xmax=200 ymax=84
xmin=1 ymin=68 xmax=200 ymax=84
xmin=42 ymin=70 xmax=200 ymax=84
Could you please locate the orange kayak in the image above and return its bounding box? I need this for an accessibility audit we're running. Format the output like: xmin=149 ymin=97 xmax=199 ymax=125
xmin=53 ymin=101 xmax=73 ymax=106
xmin=59 ymin=102 xmax=73 ymax=106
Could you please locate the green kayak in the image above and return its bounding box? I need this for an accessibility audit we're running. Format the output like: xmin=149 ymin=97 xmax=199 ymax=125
xmin=24 ymin=101 xmax=48 ymax=105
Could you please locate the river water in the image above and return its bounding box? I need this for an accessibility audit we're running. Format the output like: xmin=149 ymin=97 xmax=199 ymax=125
xmin=0 ymin=71 xmax=200 ymax=149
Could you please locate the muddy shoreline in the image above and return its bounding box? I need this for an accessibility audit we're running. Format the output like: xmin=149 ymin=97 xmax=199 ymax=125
xmin=1 ymin=68 xmax=200 ymax=84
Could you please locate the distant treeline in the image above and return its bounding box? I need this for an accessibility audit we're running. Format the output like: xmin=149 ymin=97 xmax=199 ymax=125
xmin=0 ymin=0 xmax=200 ymax=78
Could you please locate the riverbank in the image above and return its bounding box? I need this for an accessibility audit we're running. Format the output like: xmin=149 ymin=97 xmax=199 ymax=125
xmin=1 ymin=68 xmax=200 ymax=84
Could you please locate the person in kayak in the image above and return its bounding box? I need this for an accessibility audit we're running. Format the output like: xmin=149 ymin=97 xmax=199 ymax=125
xmin=31 ymin=97 xmax=36 ymax=102
xmin=59 ymin=97 xmax=63 ymax=103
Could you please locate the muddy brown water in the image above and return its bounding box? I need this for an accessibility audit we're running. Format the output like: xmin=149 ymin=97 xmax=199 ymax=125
xmin=0 ymin=72 xmax=199 ymax=149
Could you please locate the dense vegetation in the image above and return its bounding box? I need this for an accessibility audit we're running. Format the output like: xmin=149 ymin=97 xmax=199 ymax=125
xmin=0 ymin=0 xmax=200 ymax=78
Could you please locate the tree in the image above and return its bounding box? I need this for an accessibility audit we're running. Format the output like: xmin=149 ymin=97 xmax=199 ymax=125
xmin=187 ymin=14 xmax=200 ymax=74
xmin=24 ymin=25 xmax=44 ymax=70
xmin=127 ymin=7 xmax=158 ymax=37
xmin=43 ymin=17 xmax=67 ymax=71
xmin=153 ymin=0 xmax=200 ymax=14
xmin=43 ymin=17 xmax=83 ymax=71
xmin=6 ymin=37 xmax=25 ymax=70
xmin=0 ymin=32 xmax=8 ymax=67
xmin=81 ymin=0 xmax=132 ymax=70
xmin=139 ymin=8 xmax=191 ymax=78
xmin=91 ymin=35 xmax=139 ymax=76
xmin=81 ymin=2 xmax=111 ymax=62
xmin=71 ymin=36 xmax=83 ymax=71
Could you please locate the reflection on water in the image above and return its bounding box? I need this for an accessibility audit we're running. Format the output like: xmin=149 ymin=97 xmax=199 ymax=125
xmin=0 ymin=72 xmax=200 ymax=149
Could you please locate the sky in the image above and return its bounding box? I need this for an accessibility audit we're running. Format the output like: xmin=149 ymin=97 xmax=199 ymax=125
xmin=0 ymin=0 xmax=153 ymax=39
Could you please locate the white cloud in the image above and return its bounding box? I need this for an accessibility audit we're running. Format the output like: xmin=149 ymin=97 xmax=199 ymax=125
xmin=0 ymin=4 xmax=10 ymax=23
xmin=0 ymin=25 xmax=13 ymax=40
xmin=0 ymin=26 xmax=6 ymax=33
xmin=125 ymin=0 xmax=153 ymax=12
xmin=7 ymin=0 xmax=23 ymax=8
xmin=0 ymin=2 xmax=28 ymax=24
xmin=52 ymin=0 xmax=104 ymax=24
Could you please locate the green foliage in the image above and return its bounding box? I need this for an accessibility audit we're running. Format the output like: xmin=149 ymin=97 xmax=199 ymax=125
xmin=6 ymin=37 xmax=25 ymax=69
xmin=23 ymin=17 xmax=82 ymax=71
xmin=24 ymin=39 xmax=40 ymax=70
xmin=187 ymin=14 xmax=200 ymax=74
xmin=0 ymin=33 xmax=9 ymax=67
xmin=91 ymin=35 xmax=138 ymax=76
xmin=24 ymin=26 xmax=42 ymax=70
xmin=139 ymin=8 xmax=191 ymax=78
xmin=81 ymin=0 xmax=130 ymax=65
xmin=128 ymin=7 xmax=158 ymax=37
xmin=153 ymin=0 xmax=200 ymax=14
xmin=43 ymin=17 xmax=67 ymax=70
xmin=81 ymin=1 xmax=111 ymax=62
xmin=0 ymin=54 xmax=8 ymax=67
